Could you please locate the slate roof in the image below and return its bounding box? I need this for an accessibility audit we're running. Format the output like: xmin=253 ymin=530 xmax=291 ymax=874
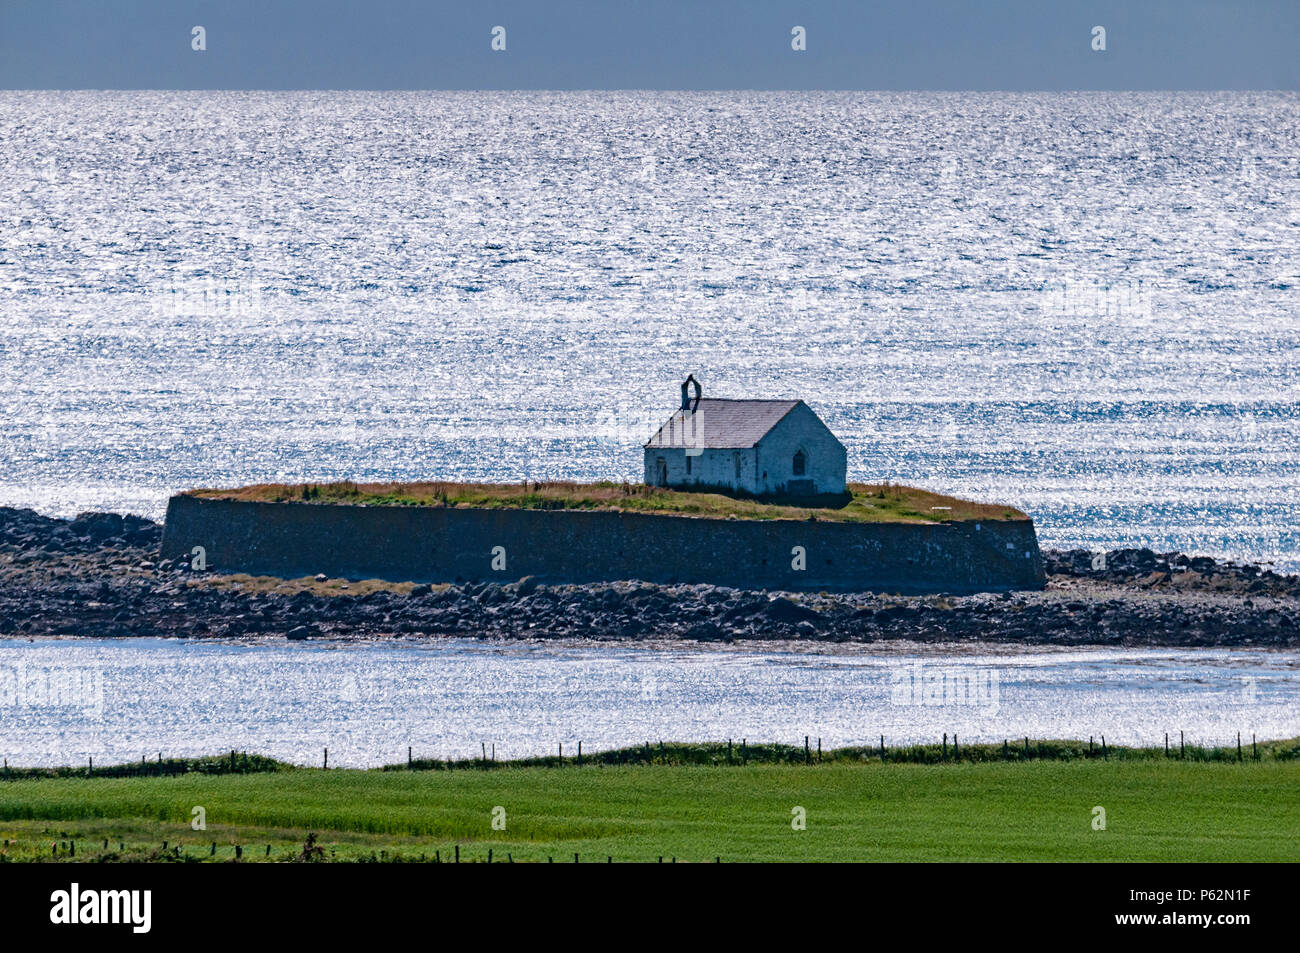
xmin=644 ymin=398 xmax=802 ymax=449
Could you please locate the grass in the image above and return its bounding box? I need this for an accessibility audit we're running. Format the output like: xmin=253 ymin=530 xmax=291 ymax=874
xmin=198 ymin=573 xmax=431 ymax=598
xmin=3 ymin=741 xmax=1297 ymax=862
xmin=187 ymin=480 xmax=1027 ymax=525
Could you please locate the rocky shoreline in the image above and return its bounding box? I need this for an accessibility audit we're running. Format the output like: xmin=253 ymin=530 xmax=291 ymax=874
xmin=1 ymin=506 xmax=1298 ymax=647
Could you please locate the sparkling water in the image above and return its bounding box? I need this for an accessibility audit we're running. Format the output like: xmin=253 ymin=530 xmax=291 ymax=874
xmin=1 ymin=637 xmax=1293 ymax=767
xmin=1 ymin=91 xmax=1296 ymax=566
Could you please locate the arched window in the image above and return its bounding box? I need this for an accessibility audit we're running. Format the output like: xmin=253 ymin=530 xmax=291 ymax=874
xmin=793 ymin=450 xmax=806 ymax=476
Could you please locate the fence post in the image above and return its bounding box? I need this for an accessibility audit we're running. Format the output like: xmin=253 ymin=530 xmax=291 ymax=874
xmin=880 ymin=735 xmax=886 ymax=763
xmin=1237 ymin=732 xmax=1242 ymax=762
xmin=1180 ymin=731 xmax=1184 ymax=760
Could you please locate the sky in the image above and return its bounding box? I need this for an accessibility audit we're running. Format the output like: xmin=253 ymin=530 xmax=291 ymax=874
xmin=0 ymin=0 xmax=1296 ymax=90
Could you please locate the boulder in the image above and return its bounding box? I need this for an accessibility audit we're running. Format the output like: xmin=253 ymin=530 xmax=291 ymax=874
xmin=763 ymin=597 xmax=821 ymax=625
xmin=685 ymin=620 xmax=725 ymax=641
xmin=69 ymin=512 xmax=125 ymax=542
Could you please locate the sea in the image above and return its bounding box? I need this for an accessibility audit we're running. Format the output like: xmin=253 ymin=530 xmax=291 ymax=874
xmin=0 ymin=91 xmax=1296 ymax=762
xmin=1 ymin=91 xmax=1297 ymax=564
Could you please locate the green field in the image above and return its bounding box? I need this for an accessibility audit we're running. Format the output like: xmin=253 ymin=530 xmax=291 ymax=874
xmin=189 ymin=480 xmax=1027 ymax=525
xmin=3 ymin=748 xmax=1297 ymax=862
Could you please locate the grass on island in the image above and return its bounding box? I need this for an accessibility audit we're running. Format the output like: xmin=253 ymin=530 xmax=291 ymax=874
xmin=188 ymin=480 xmax=1027 ymax=525
xmin=3 ymin=740 xmax=1297 ymax=863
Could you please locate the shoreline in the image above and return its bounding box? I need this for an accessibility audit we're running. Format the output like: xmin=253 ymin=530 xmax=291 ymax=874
xmin=4 ymin=735 xmax=1299 ymax=777
xmin=2 ymin=506 xmax=1298 ymax=648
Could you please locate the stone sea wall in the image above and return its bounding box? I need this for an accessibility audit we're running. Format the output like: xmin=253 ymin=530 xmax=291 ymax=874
xmin=5 ymin=506 xmax=1297 ymax=646
xmin=160 ymin=495 xmax=1046 ymax=593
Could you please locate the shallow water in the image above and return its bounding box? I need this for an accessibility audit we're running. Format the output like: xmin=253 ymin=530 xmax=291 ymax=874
xmin=0 ymin=91 xmax=1297 ymax=568
xmin=0 ymin=637 xmax=1294 ymax=767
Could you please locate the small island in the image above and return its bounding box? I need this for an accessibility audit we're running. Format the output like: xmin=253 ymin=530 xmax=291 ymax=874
xmin=160 ymin=379 xmax=1045 ymax=594
xmin=163 ymin=480 xmax=1044 ymax=595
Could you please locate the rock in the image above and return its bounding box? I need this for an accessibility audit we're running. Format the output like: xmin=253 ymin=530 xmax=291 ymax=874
xmin=286 ymin=624 xmax=318 ymax=641
xmin=617 ymin=618 xmax=648 ymax=636
xmin=722 ymin=599 xmax=764 ymax=622
xmin=314 ymin=573 xmax=328 ymax=582
xmin=69 ymin=512 xmax=125 ymax=542
xmin=409 ymin=584 xmax=432 ymax=597
xmin=763 ymin=597 xmax=821 ymax=625
xmin=874 ymin=605 xmax=915 ymax=623
xmin=685 ymin=620 xmax=724 ymax=641
xmin=515 ymin=575 xmax=540 ymax=596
